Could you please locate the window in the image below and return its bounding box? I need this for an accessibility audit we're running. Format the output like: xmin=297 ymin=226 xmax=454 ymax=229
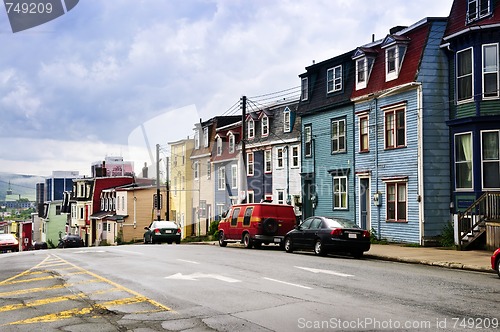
xmin=277 ymin=147 xmax=284 ymax=169
xmin=231 ymin=164 xmax=238 ymax=189
xmin=247 ymin=119 xmax=255 ymax=139
xmin=301 ymin=77 xmax=308 ymax=101
xmin=206 ymin=160 xmax=211 ymax=179
xmin=331 ymin=118 xmax=346 ymax=153
xmin=243 ymin=207 xmax=253 ymax=226
xmin=247 ymin=190 xmax=254 ymax=203
xmin=194 ymin=161 xmax=199 ymax=180
xmin=265 ymin=150 xmax=272 ymax=173
xmin=194 ymin=129 xmax=200 ymax=149
xmin=304 ymin=125 xmax=312 ymax=157
xmin=386 ymin=182 xmax=407 ymax=222
xmin=457 ymin=48 xmax=473 ymax=102
xmin=333 ymin=176 xmax=348 ymax=209
xmin=385 ymin=45 xmax=406 ymax=81
xmin=277 ymin=190 xmax=285 ymax=204
xmin=291 ymin=145 xmax=300 ymax=167
xmin=482 ymin=130 xmax=500 ymax=188
xmin=483 ymin=44 xmax=499 ymax=98
xmin=467 ymin=0 xmax=491 ymax=23
xmin=283 ymin=109 xmax=291 ymax=132
xmin=218 ymin=166 xmax=226 ymax=190
xmin=230 ymin=207 xmax=240 ymax=226
xmin=359 ymin=115 xmax=369 ymax=152
xmin=455 ymin=132 xmax=473 ymax=190
xmin=216 ymin=136 xmax=222 ymax=156
xmin=384 ymin=106 xmax=405 ymax=149
xmin=247 ymin=152 xmax=254 ymax=176
xmin=228 ymin=133 xmax=235 ymax=153
xmin=261 ymin=116 xmax=269 ymax=136
xmin=203 ymin=127 xmax=209 ymax=147
xmin=327 ymin=65 xmax=342 ymax=93
xmin=355 ymin=57 xmax=374 ymax=90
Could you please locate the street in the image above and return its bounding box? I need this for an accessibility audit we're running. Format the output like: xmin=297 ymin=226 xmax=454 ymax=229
xmin=0 ymin=244 xmax=499 ymax=331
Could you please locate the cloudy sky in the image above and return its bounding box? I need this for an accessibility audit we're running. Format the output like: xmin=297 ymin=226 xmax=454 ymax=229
xmin=0 ymin=0 xmax=454 ymax=177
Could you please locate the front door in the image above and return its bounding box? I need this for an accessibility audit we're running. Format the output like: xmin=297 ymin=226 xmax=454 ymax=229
xmin=360 ymin=178 xmax=370 ymax=230
xmin=303 ymin=180 xmax=314 ymax=220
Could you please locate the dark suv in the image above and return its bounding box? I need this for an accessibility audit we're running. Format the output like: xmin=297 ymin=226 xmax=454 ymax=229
xmin=218 ymin=203 xmax=297 ymax=249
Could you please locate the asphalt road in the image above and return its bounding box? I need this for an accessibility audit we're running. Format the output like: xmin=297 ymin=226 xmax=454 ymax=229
xmin=0 ymin=244 xmax=499 ymax=331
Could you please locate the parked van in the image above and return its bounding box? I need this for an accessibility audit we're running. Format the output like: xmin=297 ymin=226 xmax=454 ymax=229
xmin=218 ymin=203 xmax=297 ymax=249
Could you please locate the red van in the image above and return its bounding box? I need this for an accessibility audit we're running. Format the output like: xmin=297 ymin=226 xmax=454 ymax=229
xmin=218 ymin=203 xmax=297 ymax=249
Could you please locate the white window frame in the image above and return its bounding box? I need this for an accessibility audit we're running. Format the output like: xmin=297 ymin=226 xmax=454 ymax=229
xmin=333 ymin=176 xmax=348 ymax=210
xmin=385 ymin=45 xmax=406 ymax=81
xmin=356 ymin=58 xmax=367 ymax=90
xmin=194 ymin=161 xmax=199 ymax=180
xmin=284 ymin=108 xmax=291 ymax=133
xmin=467 ymin=0 xmax=491 ymax=23
xmin=359 ymin=115 xmax=369 ymax=152
xmin=301 ymin=77 xmax=308 ymax=101
xmin=327 ymin=65 xmax=342 ymax=93
xmin=277 ymin=190 xmax=285 ymax=204
xmin=218 ymin=166 xmax=226 ymax=190
xmin=228 ymin=133 xmax=235 ymax=153
xmin=291 ymin=145 xmax=300 ymax=168
xmin=203 ymin=127 xmax=209 ymax=147
xmin=276 ymin=147 xmax=284 ymax=169
xmin=194 ymin=129 xmax=200 ymax=149
xmin=455 ymin=132 xmax=474 ymax=190
xmin=216 ymin=136 xmax=222 ymax=156
xmin=264 ymin=149 xmax=272 ymax=173
xmin=248 ymin=119 xmax=255 ymax=139
xmin=384 ymin=104 xmax=406 ymax=149
xmin=247 ymin=152 xmax=254 ymax=176
xmin=247 ymin=190 xmax=255 ymax=203
xmin=304 ymin=125 xmax=312 ymax=157
xmin=231 ymin=164 xmax=238 ymax=189
xmin=386 ymin=181 xmax=407 ymax=222
xmin=482 ymin=43 xmax=499 ymax=99
xmin=481 ymin=130 xmax=500 ymax=189
xmin=457 ymin=47 xmax=474 ymax=103
xmin=261 ymin=116 xmax=269 ymax=137
xmin=331 ymin=118 xmax=346 ymax=153
xmin=206 ymin=160 xmax=211 ymax=179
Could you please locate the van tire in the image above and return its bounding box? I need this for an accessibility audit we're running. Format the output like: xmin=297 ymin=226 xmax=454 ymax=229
xmin=262 ymin=218 xmax=278 ymax=235
xmin=218 ymin=231 xmax=227 ymax=247
xmin=243 ymin=233 xmax=253 ymax=249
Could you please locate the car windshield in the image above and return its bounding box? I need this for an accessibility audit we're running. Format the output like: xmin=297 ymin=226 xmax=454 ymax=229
xmin=323 ymin=217 xmax=359 ymax=229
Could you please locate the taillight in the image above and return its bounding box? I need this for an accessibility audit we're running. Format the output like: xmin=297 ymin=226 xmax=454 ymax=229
xmin=331 ymin=228 xmax=343 ymax=236
xmin=154 ymin=228 xmax=160 ymax=234
xmin=362 ymin=230 xmax=370 ymax=238
xmin=176 ymin=228 xmax=181 ymax=234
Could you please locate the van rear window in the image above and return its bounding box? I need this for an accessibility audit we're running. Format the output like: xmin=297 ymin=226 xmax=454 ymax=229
xmin=243 ymin=207 xmax=253 ymax=226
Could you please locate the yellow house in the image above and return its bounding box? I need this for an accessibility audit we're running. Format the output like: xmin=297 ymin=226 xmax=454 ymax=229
xmin=169 ymin=137 xmax=194 ymax=239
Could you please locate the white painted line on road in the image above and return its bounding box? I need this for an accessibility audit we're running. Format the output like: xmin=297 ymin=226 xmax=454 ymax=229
xmin=177 ymin=259 xmax=200 ymax=264
xmin=165 ymin=273 xmax=241 ymax=283
xmin=294 ymin=266 xmax=353 ymax=277
xmin=262 ymin=277 xmax=312 ymax=290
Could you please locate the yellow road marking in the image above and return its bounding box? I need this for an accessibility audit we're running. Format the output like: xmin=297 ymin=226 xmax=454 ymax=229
xmin=0 ymin=279 xmax=101 ymax=297
xmin=1 ymin=275 xmax=56 ymax=285
xmin=0 ymin=294 xmax=85 ymax=312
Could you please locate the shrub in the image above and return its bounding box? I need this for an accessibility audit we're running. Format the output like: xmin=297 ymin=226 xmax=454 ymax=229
xmin=209 ymin=220 xmax=220 ymax=236
xmin=440 ymin=221 xmax=455 ymax=248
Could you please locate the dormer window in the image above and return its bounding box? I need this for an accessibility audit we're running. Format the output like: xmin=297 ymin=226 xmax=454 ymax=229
xmin=283 ymin=108 xmax=291 ymax=132
xmin=203 ymin=127 xmax=209 ymax=147
xmin=228 ymin=132 xmax=235 ymax=153
xmin=216 ymin=136 xmax=222 ymax=156
xmin=327 ymin=65 xmax=342 ymax=93
xmin=194 ymin=129 xmax=200 ymax=149
xmin=301 ymin=77 xmax=308 ymax=101
xmin=467 ymin=0 xmax=491 ymax=23
xmin=353 ymin=48 xmax=376 ymax=91
xmin=261 ymin=115 xmax=269 ymax=137
xmin=382 ymin=35 xmax=408 ymax=82
xmin=247 ymin=119 xmax=255 ymax=139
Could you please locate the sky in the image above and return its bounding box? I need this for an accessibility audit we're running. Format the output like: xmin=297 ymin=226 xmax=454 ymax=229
xmin=0 ymin=0 xmax=454 ymax=178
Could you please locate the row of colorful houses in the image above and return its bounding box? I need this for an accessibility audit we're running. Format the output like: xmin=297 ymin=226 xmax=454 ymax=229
xmin=35 ymin=0 xmax=500 ymax=249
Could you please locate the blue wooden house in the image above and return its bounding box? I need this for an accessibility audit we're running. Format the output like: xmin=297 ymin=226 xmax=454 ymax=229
xmin=297 ymin=50 xmax=356 ymax=222
xmin=441 ymin=0 xmax=500 ymax=249
xmin=351 ymin=18 xmax=450 ymax=245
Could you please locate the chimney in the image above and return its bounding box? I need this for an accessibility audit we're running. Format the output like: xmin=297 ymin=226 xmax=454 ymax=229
xmin=389 ymin=26 xmax=407 ymax=34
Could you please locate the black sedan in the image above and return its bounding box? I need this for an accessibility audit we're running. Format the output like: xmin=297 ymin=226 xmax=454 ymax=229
xmin=58 ymin=234 xmax=84 ymax=248
xmin=144 ymin=220 xmax=181 ymax=244
xmin=284 ymin=216 xmax=370 ymax=258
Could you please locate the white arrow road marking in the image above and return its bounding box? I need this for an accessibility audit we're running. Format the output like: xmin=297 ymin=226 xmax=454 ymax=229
xmin=295 ymin=266 xmax=354 ymax=277
xmin=165 ymin=273 xmax=241 ymax=283
xmin=262 ymin=277 xmax=313 ymax=290
xmin=177 ymin=259 xmax=200 ymax=264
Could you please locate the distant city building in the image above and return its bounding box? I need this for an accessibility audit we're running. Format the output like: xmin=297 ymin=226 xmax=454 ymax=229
xmin=91 ymin=156 xmax=134 ymax=177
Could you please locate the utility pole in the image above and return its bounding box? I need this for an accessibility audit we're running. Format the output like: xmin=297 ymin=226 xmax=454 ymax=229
xmin=166 ymin=156 xmax=170 ymax=220
xmin=156 ymin=144 xmax=161 ymax=221
xmin=241 ymin=96 xmax=247 ymax=166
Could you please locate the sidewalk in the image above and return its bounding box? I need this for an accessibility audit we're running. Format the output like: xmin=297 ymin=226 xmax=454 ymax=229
xmin=191 ymin=241 xmax=495 ymax=274
xmin=365 ymin=244 xmax=494 ymax=273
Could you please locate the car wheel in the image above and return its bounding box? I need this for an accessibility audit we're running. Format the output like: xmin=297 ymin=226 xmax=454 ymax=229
xmin=243 ymin=233 xmax=253 ymax=249
xmin=497 ymin=258 xmax=500 ymax=278
xmin=314 ymin=239 xmax=326 ymax=256
xmin=143 ymin=236 xmax=148 ymax=244
xmin=284 ymin=237 xmax=293 ymax=253
xmin=351 ymin=250 xmax=364 ymax=258
xmin=218 ymin=231 xmax=227 ymax=247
